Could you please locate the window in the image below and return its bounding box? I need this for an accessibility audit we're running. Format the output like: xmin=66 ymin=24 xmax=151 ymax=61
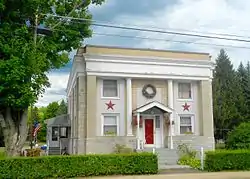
xmin=60 ymin=127 xmax=68 ymax=138
xmin=52 ymin=127 xmax=59 ymax=141
xmin=178 ymin=83 xmax=192 ymax=99
xmin=155 ymin=116 xmax=160 ymax=128
xmin=180 ymin=116 xmax=193 ymax=134
xmin=103 ymin=80 xmax=118 ymax=97
xmin=103 ymin=115 xmax=118 ymax=136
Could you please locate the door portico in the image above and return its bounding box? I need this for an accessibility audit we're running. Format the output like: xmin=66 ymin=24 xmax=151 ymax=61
xmin=139 ymin=115 xmax=164 ymax=148
xmin=132 ymin=101 xmax=173 ymax=150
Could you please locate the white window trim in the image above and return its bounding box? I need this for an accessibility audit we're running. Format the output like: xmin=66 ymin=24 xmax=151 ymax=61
xmin=100 ymin=78 xmax=120 ymax=99
xmin=101 ymin=114 xmax=120 ymax=136
xmin=178 ymin=114 xmax=195 ymax=135
xmin=177 ymin=82 xmax=193 ymax=101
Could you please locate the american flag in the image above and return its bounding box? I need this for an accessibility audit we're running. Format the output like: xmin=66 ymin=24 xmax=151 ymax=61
xmin=33 ymin=121 xmax=41 ymax=137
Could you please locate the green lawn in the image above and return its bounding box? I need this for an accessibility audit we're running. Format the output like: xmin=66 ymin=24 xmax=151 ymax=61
xmin=0 ymin=147 xmax=5 ymax=159
xmin=215 ymin=143 xmax=225 ymax=149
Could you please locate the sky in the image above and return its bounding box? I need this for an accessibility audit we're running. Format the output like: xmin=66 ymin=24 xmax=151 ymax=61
xmin=36 ymin=0 xmax=250 ymax=107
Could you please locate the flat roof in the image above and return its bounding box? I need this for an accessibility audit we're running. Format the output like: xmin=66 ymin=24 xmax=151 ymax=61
xmin=76 ymin=44 xmax=211 ymax=61
xmin=83 ymin=44 xmax=210 ymax=55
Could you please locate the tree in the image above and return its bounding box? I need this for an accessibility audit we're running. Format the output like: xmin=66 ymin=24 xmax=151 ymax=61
xmin=213 ymin=49 xmax=240 ymax=140
xmin=56 ymin=100 xmax=68 ymax=116
xmin=0 ymin=0 xmax=105 ymax=156
xmin=235 ymin=62 xmax=250 ymax=121
xmin=225 ymin=122 xmax=250 ymax=149
xmin=242 ymin=62 xmax=250 ymax=118
xmin=32 ymin=107 xmax=40 ymax=122
xmin=45 ymin=102 xmax=59 ymax=119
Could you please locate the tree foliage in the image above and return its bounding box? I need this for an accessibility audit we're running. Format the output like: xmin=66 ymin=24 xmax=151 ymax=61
xmin=213 ymin=49 xmax=250 ymax=141
xmin=0 ymin=0 xmax=104 ymax=108
xmin=56 ymin=100 xmax=68 ymax=116
xmin=45 ymin=102 xmax=60 ymax=119
xmin=213 ymin=49 xmax=240 ymax=140
xmin=0 ymin=0 xmax=104 ymax=156
xmin=225 ymin=122 xmax=250 ymax=149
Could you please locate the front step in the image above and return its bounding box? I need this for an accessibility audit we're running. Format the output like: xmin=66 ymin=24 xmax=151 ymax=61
xmin=143 ymin=148 xmax=180 ymax=168
xmin=159 ymin=164 xmax=191 ymax=170
xmin=159 ymin=166 xmax=201 ymax=174
xmin=48 ymin=147 xmax=61 ymax=155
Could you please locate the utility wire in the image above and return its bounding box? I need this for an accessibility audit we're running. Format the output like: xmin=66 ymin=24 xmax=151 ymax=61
xmin=9 ymin=21 xmax=250 ymax=50
xmin=15 ymin=21 xmax=250 ymax=50
xmin=46 ymin=14 xmax=250 ymax=43
xmin=38 ymin=0 xmax=88 ymax=44
xmin=92 ymin=32 xmax=250 ymax=50
xmin=44 ymin=13 xmax=250 ymax=39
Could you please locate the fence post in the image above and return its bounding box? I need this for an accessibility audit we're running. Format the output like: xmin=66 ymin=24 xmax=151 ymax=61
xmin=152 ymin=148 xmax=155 ymax=154
xmin=200 ymin=147 xmax=204 ymax=170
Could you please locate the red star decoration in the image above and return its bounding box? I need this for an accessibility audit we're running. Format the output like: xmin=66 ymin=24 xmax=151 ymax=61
xmin=182 ymin=103 xmax=190 ymax=111
xmin=106 ymin=100 xmax=115 ymax=110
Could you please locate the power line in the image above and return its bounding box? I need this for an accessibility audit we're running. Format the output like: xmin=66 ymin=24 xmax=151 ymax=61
xmin=85 ymin=19 xmax=250 ymax=40
xmin=8 ymin=21 xmax=250 ymax=50
xmin=46 ymin=14 xmax=250 ymax=43
xmin=92 ymin=32 xmax=250 ymax=50
xmin=45 ymin=14 xmax=250 ymax=39
xmin=38 ymin=0 xmax=88 ymax=44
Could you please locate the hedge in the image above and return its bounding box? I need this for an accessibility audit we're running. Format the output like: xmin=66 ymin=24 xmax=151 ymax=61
xmin=0 ymin=152 xmax=158 ymax=178
xmin=205 ymin=150 xmax=250 ymax=171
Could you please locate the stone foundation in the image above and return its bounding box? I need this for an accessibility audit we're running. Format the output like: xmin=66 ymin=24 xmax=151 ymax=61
xmin=84 ymin=136 xmax=136 ymax=154
xmin=74 ymin=135 xmax=214 ymax=154
xmin=167 ymin=135 xmax=215 ymax=151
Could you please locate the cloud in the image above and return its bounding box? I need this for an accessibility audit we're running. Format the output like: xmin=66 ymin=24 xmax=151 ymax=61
xmin=36 ymin=73 xmax=69 ymax=107
xmin=38 ymin=0 xmax=250 ymax=106
xmin=90 ymin=0 xmax=250 ymax=67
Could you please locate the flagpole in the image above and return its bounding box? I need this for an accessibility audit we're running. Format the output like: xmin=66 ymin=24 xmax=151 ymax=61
xmin=30 ymin=106 xmax=33 ymax=149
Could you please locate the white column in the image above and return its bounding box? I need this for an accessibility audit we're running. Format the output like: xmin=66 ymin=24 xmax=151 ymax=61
xmin=126 ymin=78 xmax=133 ymax=136
xmin=168 ymin=79 xmax=174 ymax=149
xmin=136 ymin=112 xmax=140 ymax=150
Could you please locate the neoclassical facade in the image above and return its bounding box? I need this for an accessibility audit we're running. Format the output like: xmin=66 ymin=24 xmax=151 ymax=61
xmin=66 ymin=45 xmax=215 ymax=154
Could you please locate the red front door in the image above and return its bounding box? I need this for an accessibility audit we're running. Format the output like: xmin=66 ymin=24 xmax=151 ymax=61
xmin=145 ymin=119 xmax=154 ymax=144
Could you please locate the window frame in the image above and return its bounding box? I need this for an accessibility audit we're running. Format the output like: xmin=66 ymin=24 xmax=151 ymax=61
xmin=101 ymin=79 xmax=119 ymax=99
xmin=101 ymin=114 xmax=119 ymax=136
xmin=155 ymin=115 xmax=161 ymax=129
xmin=178 ymin=115 xmax=195 ymax=135
xmin=52 ymin=127 xmax=59 ymax=141
xmin=177 ymin=82 xmax=193 ymax=100
xmin=60 ymin=127 xmax=68 ymax=138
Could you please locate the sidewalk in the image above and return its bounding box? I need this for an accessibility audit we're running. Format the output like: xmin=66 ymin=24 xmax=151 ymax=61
xmin=83 ymin=172 xmax=250 ymax=179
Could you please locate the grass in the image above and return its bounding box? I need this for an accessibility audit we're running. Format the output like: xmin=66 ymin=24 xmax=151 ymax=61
xmin=215 ymin=143 xmax=225 ymax=150
xmin=0 ymin=147 xmax=5 ymax=159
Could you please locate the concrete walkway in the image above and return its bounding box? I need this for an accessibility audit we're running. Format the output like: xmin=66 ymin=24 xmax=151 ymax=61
xmin=83 ymin=172 xmax=250 ymax=179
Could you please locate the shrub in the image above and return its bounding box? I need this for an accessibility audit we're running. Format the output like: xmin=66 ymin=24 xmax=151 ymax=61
xmin=113 ymin=144 xmax=134 ymax=153
xmin=26 ymin=148 xmax=41 ymax=157
xmin=215 ymin=142 xmax=225 ymax=150
xmin=177 ymin=143 xmax=200 ymax=169
xmin=205 ymin=150 xmax=250 ymax=171
xmin=0 ymin=153 xmax=158 ymax=178
xmin=226 ymin=122 xmax=250 ymax=150
xmin=178 ymin=155 xmax=201 ymax=169
xmin=177 ymin=143 xmax=197 ymax=158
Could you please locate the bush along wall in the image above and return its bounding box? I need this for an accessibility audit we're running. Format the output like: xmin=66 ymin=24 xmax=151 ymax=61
xmin=0 ymin=152 xmax=158 ymax=178
xmin=205 ymin=150 xmax=250 ymax=171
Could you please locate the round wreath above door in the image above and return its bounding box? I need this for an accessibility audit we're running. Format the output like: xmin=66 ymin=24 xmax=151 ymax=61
xmin=142 ymin=84 xmax=157 ymax=99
